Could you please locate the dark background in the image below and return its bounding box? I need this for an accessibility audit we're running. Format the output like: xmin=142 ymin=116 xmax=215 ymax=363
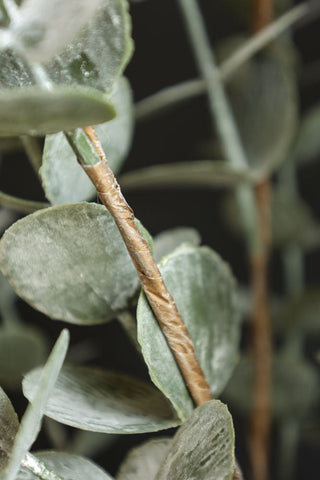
xmin=2 ymin=0 xmax=320 ymax=478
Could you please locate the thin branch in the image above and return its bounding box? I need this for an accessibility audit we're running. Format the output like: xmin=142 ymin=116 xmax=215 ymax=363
xmin=135 ymin=3 xmax=312 ymax=121
xmin=67 ymin=126 xmax=212 ymax=407
xmin=251 ymin=0 xmax=274 ymax=33
xmin=0 ymin=190 xmax=49 ymax=213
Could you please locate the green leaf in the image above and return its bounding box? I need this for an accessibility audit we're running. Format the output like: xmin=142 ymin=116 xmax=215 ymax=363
xmin=12 ymin=0 xmax=105 ymax=62
xmin=155 ymin=400 xmax=235 ymax=480
xmin=292 ymin=104 xmax=320 ymax=164
xmin=277 ymin=288 xmax=320 ymax=337
xmin=116 ymin=438 xmax=171 ymax=480
xmin=17 ymin=451 xmax=114 ymax=480
xmin=22 ymin=365 xmax=180 ymax=434
xmin=137 ymin=244 xmax=240 ymax=421
xmin=41 ymin=76 xmax=134 ymax=204
xmin=3 ymin=330 xmax=69 ymax=480
xmin=0 ymin=387 xmax=19 ymax=473
xmin=120 ymin=160 xmax=254 ymax=190
xmin=0 ymin=0 xmax=133 ymax=135
xmin=0 ymin=202 xmax=151 ymax=325
xmin=153 ymin=227 xmax=201 ymax=263
xmin=272 ymin=188 xmax=320 ymax=248
xmin=0 ymin=327 xmax=48 ymax=390
xmin=225 ymin=40 xmax=298 ymax=176
xmin=223 ymin=354 xmax=319 ymax=420
xmin=0 ymin=85 xmax=116 ymax=136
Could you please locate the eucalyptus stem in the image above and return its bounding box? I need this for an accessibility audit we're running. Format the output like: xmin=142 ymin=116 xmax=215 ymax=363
xmin=177 ymin=0 xmax=260 ymax=255
xmin=0 ymin=191 xmax=49 ymax=213
xmin=251 ymin=0 xmax=274 ymax=33
xmin=136 ymin=3 xmax=310 ymax=121
xmin=66 ymin=126 xmax=212 ymax=407
xmin=21 ymin=453 xmax=65 ymax=480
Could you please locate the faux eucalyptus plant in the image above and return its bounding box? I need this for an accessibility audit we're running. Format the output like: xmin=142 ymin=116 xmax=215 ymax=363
xmin=0 ymin=1 xmax=320 ymax=480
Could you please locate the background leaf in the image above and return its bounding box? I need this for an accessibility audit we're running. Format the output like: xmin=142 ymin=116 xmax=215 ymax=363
xmin=23 ymin=365 xmax=180 ymax=434
xmin=17 ymin=451 xmax=114 ymax=480
xmin=155 ymin=400 xmax=235 ymax=480
xmin=0 ymin=387 xmax=19 ymax=473
xmin=0 ymin=327 xmax=48 ymax=390
xmin=41 ymin=76 xmax=133 ymax=204
xmin=153 ymin=227 xmax=201 ymax=263
xmin=223 ymin=354 xmax=319 ymax=420
xmin=137 ymin=244 xmax=240 ymax=420
xmin=292 ymin=103 xmax=320 ymax=164
xmin=116 ymin=438 xmax=171 ymax=480
xmin=224 ymin=40 xmax=298 ymax=177
xmin=0 ymin=203 xmax=151 ymax=325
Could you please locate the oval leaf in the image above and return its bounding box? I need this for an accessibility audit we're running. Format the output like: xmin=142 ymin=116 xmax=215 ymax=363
xmin=155 ymin=400 xmax=235 ymax=480
xmin=0 ymin=203 xmax=151 ymax=325
xmin=137 ymin=244 xmax=240 ymax=420
xmin=292 ymin=103 xmax=320 ymax=164
xmin=41 ymin=77 xmax=133 ymax=204
xmin=153 ymin=227 xmax=201 ymax=263
xmin=225 ymin=40 xmax=298 ymax=176
xmin=0 ymin=387 xmax=19 ymax=473
xmin=0 ymin=85 xmax=115 ymax=136
xmin=120 ymin=160 xmax=254 ymax=190
xmin=22 ymin=366 xmax=180 ymax=434
xmin=0 ymin=327 xmax=48 ymax=390
xmin=117 ymin=438 xmax=171 ymax=480
xmin=223 ymin=354 xmax=319 ymax=420
xmin=17 ymin=451 xmax=114 ymax=480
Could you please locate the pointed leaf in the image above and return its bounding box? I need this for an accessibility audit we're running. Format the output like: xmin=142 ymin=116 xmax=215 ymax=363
xmin=3 ymin=330 xmax=69 ymax=480
xmin=0 ymin=327 xmax=48 ymax=390
xmin=225 ymin=40 xmax=298 ymax=176
xmin=0 ymin=203 xmax=152 ymax=325
xmin=41 ymin=77 xmax=134 ymax=204
xmin=0 ymin=387 xmax=19 ymax=473
xmin=116 ymin=438 xmax=171 ymax=480
xmin=155 ymin=400 xmax=235 ymax=480
xmin=120 ymin=160 xmax=254 ymax=190
xmin=137 ymin=244 xmax=240 ymax=420
xmin=153 ymin=227 xmax=201 ymax=263
xmin=22 ymin=365 xmax=180 ymax=434
xmin=17 ymin=451 xmax=114 ymax=480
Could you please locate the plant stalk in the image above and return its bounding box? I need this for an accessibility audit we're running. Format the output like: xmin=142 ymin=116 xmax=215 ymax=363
xmin=69 ymin=126 xmax=212 ymax=407
xmin=251 ymin=0 xmax=274 ymax=33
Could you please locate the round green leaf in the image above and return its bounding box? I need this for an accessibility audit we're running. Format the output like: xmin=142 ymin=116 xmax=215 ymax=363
xmin=22 ymin=366 xmax=180 ymax=434
xmin=0 ymin=327 xmax=48 ymax=390
xmin=116 ymin=438 xmax=171 ymax=480
xmin=153 ymin=227 xmax=201 ymax=263
xmin=155 ymin=400 xmax=235 ymax=480
xmin=277 ymin=288 xmax=320 ymax=337
xmin=225 ymin=40 xmax=298 ymax=176
xmin=17 ymin=451 xmax=114 ymax=480
xmin=0 ymin=202 xmax=151 ymax=325
xmin=41 ymin=77 xmax=134 ymax=204
xmin=0 ymin=387 xmax=19 ymax=473
xmin=0 ymin=85 xmax=116 ymax=137
xmin=223 ymin=354 xmax=319 ymax=420
xmin=137 ymin=244 xmax=240 ymax=420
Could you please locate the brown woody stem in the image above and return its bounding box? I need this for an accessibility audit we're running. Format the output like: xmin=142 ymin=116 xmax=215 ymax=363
xmin=251 ymin=0 xmax=274 ymax=33
xmin=80 ymin=126 xmax=212 ymax=407
xmin=249 ymin=179 xmax=272 ymax=480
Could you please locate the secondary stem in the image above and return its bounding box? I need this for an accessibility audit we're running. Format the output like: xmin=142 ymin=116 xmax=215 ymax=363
xmin=67 ymin=126 xmax=212 ymax=407
xmin=251 ymin=0 xmax=273 ymax=33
